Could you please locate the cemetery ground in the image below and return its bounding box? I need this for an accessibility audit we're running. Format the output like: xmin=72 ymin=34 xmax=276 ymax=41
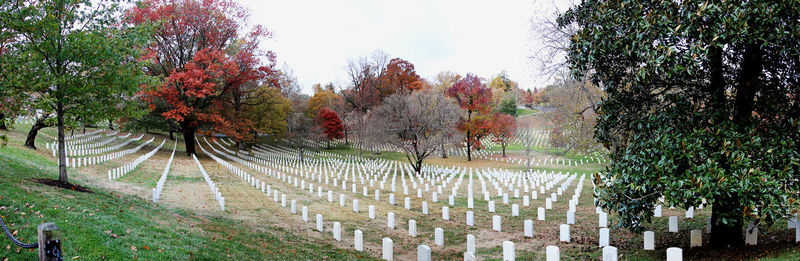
xmin=1 ymin=120 xmax=799 ymax=260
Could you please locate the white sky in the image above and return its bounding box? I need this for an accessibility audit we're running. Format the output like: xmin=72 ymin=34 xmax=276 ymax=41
xmin=239 ymin=0 xmax=572 ymax=95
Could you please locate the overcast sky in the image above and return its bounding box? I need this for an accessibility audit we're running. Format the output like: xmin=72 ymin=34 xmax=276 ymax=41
xmin=239 ymin=0 xmax=572 ymax=95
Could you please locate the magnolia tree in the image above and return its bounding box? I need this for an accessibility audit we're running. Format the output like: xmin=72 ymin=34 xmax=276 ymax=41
xmin=373 ymin=90 xmax=461 ymax=174
xmin=129 ymin=0 xmax=277 ymax=155
xmin=562 ymin=0 xmax=800 ymax=247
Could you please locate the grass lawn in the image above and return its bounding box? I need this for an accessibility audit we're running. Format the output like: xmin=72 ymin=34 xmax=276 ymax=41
xmin=516 ymin=108 xmax=538 ymax=117
xmin=0 ymin=127 xmax=373 ymax=260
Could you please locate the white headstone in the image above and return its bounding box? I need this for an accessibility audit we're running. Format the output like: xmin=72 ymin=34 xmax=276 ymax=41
xmin=560 ymin=224 xmax=570 ymax=243
xmin=795 ymin=220 xmax=799 ymax=243
xmin=524 ymin=220 xmax=534 ymax=238
xmin=602 ymin=246 xmax=618 ymax=261
xmin=502 ymin=241 xmax=515 ymax=261
xmin=382 ymin=238 xmax=393 ymax=261
xmin=746 ymin=222 xmax=758 ymax=246
xmin=369 ymin=205 xmax=376 ymax=219
xmin=442 ymin=206 xmax=450 ymax=220
xmin=669 ymin=216 xmax=679 ymax=232
xmin=546 ymin=245 xmax=559 ymax=261
xmin=690 ymin=230 xmax=702 ymax=248
xmin=599 ymin=212 xmax=608 ymax=228
xmin=666 ymin=247 xmax=682 ymax=261
xmin=422 ymin=201 xmax=429 ymax=214
xmin=493 ymin=215 xmax=502 ymax=232
xmin=464 ymin=252 xmax=476 ymax=261
xmin=333 ymin=222 xmax=341 ymax=241
xmin=467 ymin=234 xmax=476 ymax=254
xmin=409 ymin=219 xmax=417 ymax=237
xmin=567 ymin=210 xmax=575 ymax=224
xmin=353 ymin=199 xmax=359 ymax=213
xmin=489 ymin=201 xmax=496 ymax=213
xmin=538 ymin=207 xmax=546 ymax=221
xmin=435 ymin=228 xmax=444 ymax=246
xmin=387 ymin=212 xmax=395 ymax=229
xmin=599 ymin=228 xmax=610 ymax=247
xmin=466 ymin=211 xmax=475 ymax=226
xmin=654 ymin=205 xmax=662 ymax=217
xmin=316 ymin=214 xmax=324 ymax=232
xmin=512 ymin=204 xmax=519 ymax=217
xmin=354 ymin=230 xmax=363 ymax=251
xmin=418 ymin=245 xmax=431 ymax=261
xmin=404 ymin=197 xmax=411 ymax=210
xmin=685 ymin=207 xmax=694 ymax=219
xmin=546 ymin=198 xmax=553 ymax=209
xmin=643 ymin=231 xmax=655 ymax=250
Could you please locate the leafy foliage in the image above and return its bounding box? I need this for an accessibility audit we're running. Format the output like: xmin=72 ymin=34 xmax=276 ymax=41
xmin=2 ymin=0 xmax=155 ymax=182
xmin=491 ymin=113 xmax=517 ymax=157
xmin=446 ymin=73 xmax=493 ymax=161
xmin=561 ymin=0 xmax=800 ymax=246
xmin=129 ymin=0 xmax=278 ymax=155
xmin=316 ymin=108 xmax=343 ymax=147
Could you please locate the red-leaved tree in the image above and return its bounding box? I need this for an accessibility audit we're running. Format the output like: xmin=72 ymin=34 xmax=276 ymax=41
xmin=379 ymin=58 xmax=422 ymax=93
xmin=317 ymin=108 xmax=343 ymax=149
xmin=446 ymin=73 xmax=492 ymax=161
xmin=128 ymin=0 xmax=277 ymax=155
xmin=491 ymin=113 xmax=517 ymax=157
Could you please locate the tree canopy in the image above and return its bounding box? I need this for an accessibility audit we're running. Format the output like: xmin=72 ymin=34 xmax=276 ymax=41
xmin=561 ymin=0 xmax=800 ymax=247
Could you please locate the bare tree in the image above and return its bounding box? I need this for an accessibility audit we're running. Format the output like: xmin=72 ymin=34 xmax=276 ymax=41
xmin=373 ymin=90 xmax=461 ymax=174
xmin=518 ymin=121 xmax=537 ymax=171
xmin=529 ymin=0 xmax=579 ymax=82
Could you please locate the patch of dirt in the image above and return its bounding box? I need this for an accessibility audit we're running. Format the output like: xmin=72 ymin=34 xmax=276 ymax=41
xmin=33 ymin=178 xmax=94 ymax=193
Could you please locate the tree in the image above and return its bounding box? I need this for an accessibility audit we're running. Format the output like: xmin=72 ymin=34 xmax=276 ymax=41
xmin=286 ymin=94 xmax=320 ymax=162
xmin=129 ymin=0 xmax=277 ymax=156
xmin=307 ymin=83 xmax=342 ymax=118
xmin=316 ymin=108 xmax=343 ymax=149
xmin=561 ymin=0 xmax=800 ymax=248
xmin=446 ymin=73 xmax=493 ymax=161
xmin=491 ymin=114 xmax=517 ymax=157
xmin=373 ymin=89 xmax=460 ymax=173
xmin=3 ymin=0 xmax=153 ymax=184
xmin=240 ymin=84 xmax=291 ymax=144
xmin=544 ymin=79 xmax=603 ymax=155
xmin=380 ymin=58 xmax=422 ymax=93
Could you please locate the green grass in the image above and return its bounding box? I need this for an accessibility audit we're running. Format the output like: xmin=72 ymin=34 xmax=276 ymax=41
xmin=515 ymin=108 xmax=538 ymax=116
xmin=0 ymin=136 xmax=374 ymax=260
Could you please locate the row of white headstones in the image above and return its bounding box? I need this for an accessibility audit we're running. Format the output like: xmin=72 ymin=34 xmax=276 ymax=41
xmin=199 ymin=138 xmax=681 ymax=261
xmin=65 ymin=129 xmax=799 ymax=260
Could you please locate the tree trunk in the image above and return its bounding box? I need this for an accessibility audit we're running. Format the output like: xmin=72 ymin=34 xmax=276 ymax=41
xmin=440 ymin=143 xmax=448 ymax=158
xmin=710 ymin=194 xmax=744 ymax=248
xmin=502 ymin=144 xmax=507 ymax=157
xmin=82 ymin=122 xmax=86 ymax=134
xmin=183 ymin=127 xmax=197 ymax=156
xmin=25 ymin=117 xmax=48 ymax=149
xmin=466 ymin=141 xmax=472 ymax=161
xmin=327 ymin=140 xmax=330 ymax=149
xmin=344 ymin=129 xmax=349 ymax=145
xmin=298 ymin=146 xmax=305 ymax=163
xmin=56 ymin=101 xmax=68 ymax=184
xmin=169 ymin=129 xmax=175 ymax=141
xmin=108 ymin=119 xmax=114 ymax=130
xmin=0 ymin=113 xmax=6 ymax=130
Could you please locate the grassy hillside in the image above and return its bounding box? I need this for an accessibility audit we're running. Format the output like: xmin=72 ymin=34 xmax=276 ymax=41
xmin=0 ymin=129 xmax=373 ymax=260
